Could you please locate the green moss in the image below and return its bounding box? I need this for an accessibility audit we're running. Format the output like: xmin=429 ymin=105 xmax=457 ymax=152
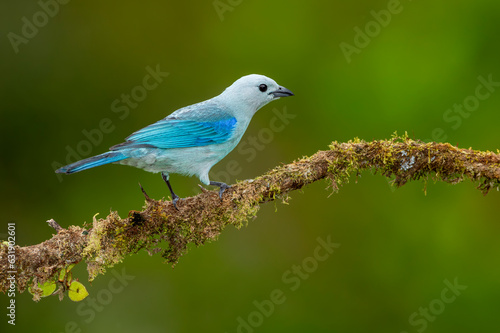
xmin=4 ymin=133 xmax=498 ymax=299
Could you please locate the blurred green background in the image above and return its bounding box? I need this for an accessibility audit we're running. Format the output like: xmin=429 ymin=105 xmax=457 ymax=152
xmin=1 ymin=0 xmax=500 ymax=332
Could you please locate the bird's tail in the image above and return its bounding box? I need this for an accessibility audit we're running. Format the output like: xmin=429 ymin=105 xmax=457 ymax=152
xmin=55 ymin=151 xmax=127 ymax=174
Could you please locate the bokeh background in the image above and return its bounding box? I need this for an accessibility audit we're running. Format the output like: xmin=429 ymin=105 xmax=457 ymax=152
xmin=1 ymin=0 xmax=500 ymax=332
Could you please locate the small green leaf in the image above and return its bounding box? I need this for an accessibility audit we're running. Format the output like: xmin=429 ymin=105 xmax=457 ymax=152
xmin=66 ymin=263 xmax=76 ymax=272
xmin=29 ymin=280 xmax=56 ymax=297
xmin=68 ymin=281 xmax=89 ymax=302
xmin=40 ymin=280 xmax=57 ymax=297
xmin=58 ymin=268 xmax=66 ymax=282
xmin=65 ymin=272 xmax=73 ymax=288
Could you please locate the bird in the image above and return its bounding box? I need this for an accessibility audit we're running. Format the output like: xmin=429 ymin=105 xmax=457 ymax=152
xmin=56 ymin=74 xmax=294 ymax=209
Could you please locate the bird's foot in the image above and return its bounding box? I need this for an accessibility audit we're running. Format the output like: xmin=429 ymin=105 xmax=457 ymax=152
xmin=209 ymin=181 xmax=231 ymax=200
xmin=171 ymin=194 xmax=180 ymax=211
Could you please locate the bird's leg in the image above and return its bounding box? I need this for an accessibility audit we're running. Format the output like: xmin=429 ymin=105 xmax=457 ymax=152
xmin=209 ymin=181 xmax=231 ymax=200
xmin=161 ymin=172 xmax=180 ymax=210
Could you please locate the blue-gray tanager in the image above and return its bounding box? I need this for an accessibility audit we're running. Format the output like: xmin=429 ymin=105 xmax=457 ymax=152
xmin=56 ymin=74 xmax=294 ymax=208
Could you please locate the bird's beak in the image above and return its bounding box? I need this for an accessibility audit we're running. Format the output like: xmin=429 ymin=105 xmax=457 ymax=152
xmin=270 ymin=86 xmax=294 ymax=98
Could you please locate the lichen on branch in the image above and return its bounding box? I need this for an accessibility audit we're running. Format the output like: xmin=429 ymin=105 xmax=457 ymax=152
xmin=1 ymin=134 xmax=499 ymax=300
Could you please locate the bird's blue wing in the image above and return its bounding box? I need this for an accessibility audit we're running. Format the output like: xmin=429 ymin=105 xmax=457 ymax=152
xmin=110 ymin=102 xmax=237 ymax=150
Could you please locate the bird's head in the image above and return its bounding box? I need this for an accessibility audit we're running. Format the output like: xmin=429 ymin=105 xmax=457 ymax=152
xmin=217 ymin=74 xmax=294 ymax=115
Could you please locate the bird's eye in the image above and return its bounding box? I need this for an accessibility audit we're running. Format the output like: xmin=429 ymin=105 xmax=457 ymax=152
xmin=259 ymin=84 xmax=268 ymax=92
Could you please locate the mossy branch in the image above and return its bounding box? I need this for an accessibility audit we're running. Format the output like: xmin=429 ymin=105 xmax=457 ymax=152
xmin=1 ymin=134 xmax=499 ymax=299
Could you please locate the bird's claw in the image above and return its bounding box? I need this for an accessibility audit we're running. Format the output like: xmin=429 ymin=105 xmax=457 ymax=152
xmin=171 ymin=195 xmax=180 ymax=211
xmin=219 ymin=184 xmax=231 ymax=200
xmin=216 ymin=183 xmax=231 ymax=200
xmin=208 ymin=181 xmax=231 ymax=200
